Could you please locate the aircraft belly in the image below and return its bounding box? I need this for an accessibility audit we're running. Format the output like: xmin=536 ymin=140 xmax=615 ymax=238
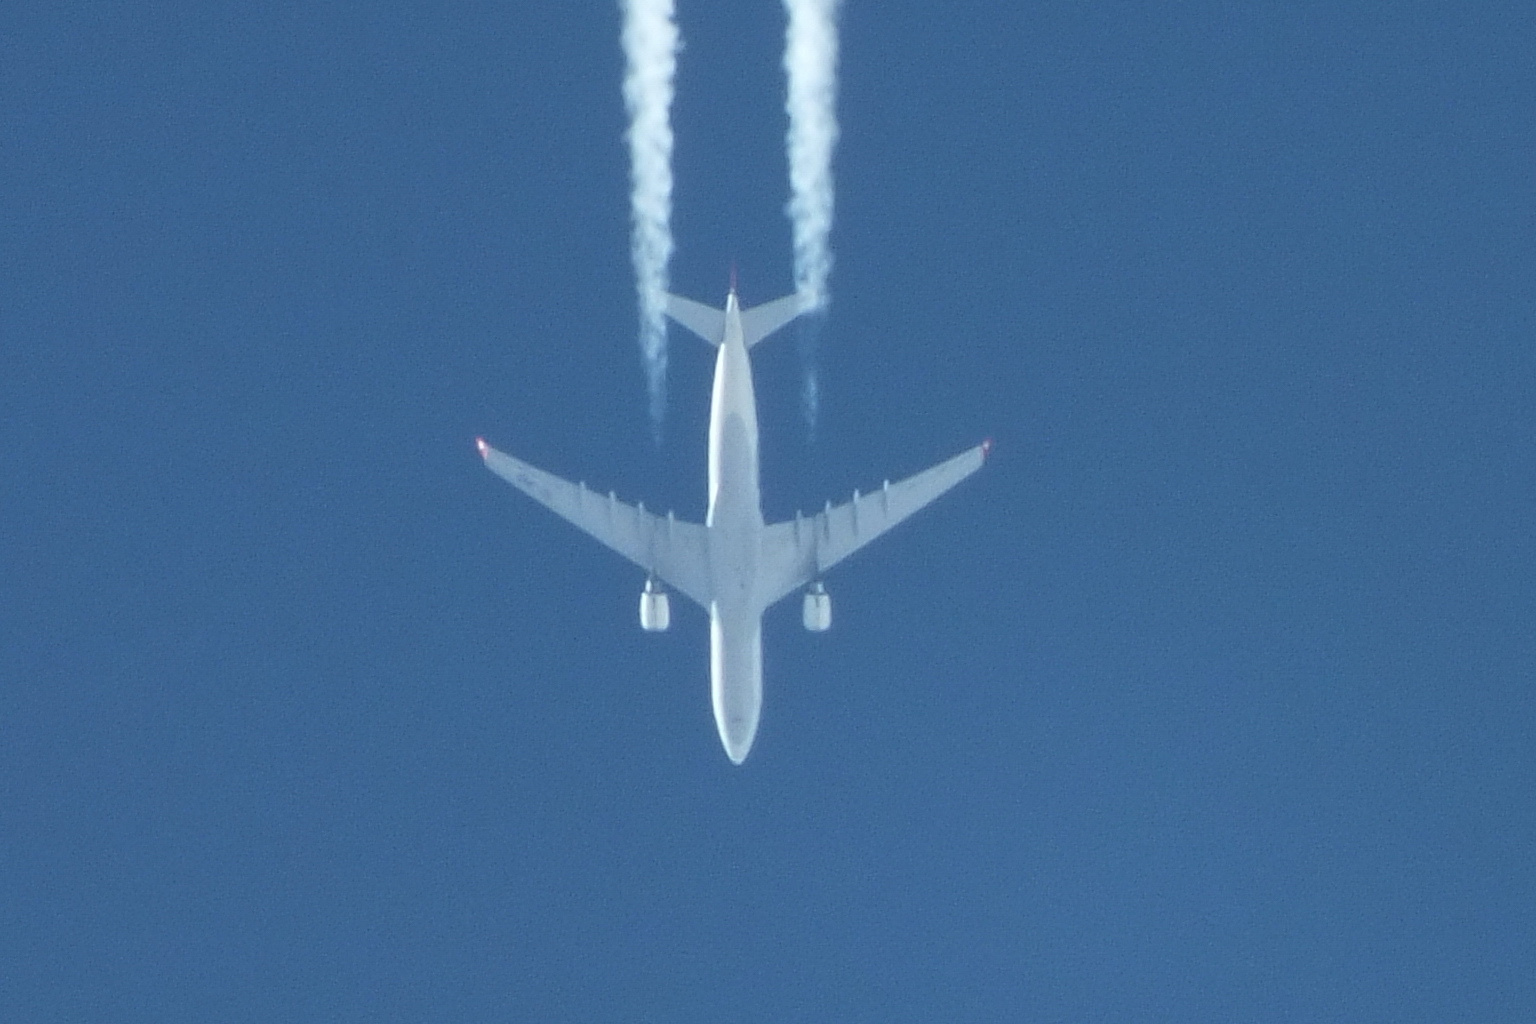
xmin=701 ymin=299 xmax=768 ymax=763
xmin=710 ymin=608 xmax=763 ymax=764
xmin=707 ymin=411 xmax=763 ymax=606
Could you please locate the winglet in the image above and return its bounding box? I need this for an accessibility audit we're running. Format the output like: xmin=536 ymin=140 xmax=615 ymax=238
xmin=729 ymin=262 xmax=738 ymax=296
xmin=981 ymin=437 xmax=994 ymax=459
xmin=475 ymin=437 xmax=490 ymax=459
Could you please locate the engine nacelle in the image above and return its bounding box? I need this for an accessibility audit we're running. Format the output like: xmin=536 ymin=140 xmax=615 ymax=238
xmin=802 ymin=582 xmax=831 ymax=632
xmin=639 ymin=579 xmax=670 ymax=632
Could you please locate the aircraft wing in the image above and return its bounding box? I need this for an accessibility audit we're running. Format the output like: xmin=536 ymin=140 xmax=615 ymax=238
xmin=758 ymin=441 xmax=990 ymax=607
xmin=478 ymin=440 xmax=713 ymax=608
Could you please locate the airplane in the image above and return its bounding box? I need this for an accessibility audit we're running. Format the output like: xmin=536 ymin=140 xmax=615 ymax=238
xmin=476 ymin=282 xmax=990 ymax=763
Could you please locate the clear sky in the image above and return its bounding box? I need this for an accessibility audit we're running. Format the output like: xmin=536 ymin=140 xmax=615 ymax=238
xmin=3 ymin=2 xmax=1533 ymax=1021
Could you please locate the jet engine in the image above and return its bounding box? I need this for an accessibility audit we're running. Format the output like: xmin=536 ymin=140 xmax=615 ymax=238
xmin=639 ymin=578 xmax=670 ymax=632
xmin=802 ymin=581 xmax=831 ymax=632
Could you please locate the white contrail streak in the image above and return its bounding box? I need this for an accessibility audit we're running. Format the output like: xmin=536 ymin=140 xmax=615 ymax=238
xmin=783 ymin=0 xmax=840 ymax=430
xmin=621 ymin=0 xmax=679 ymax=440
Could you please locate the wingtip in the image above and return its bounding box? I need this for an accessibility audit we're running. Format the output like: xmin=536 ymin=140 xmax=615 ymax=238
xmin=981 ymin=437 xmax=994 ymax=459
xmin=475 ymin=437 xmax=489 ymax=459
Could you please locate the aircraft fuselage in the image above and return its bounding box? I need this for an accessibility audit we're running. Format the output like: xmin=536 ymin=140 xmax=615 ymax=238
xmin=705 ymin=290 xmax=765 ymax=763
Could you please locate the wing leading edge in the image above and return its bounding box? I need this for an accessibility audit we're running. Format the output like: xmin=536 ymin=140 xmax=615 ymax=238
xmin=477 ymin=439 xmax=712 ymax=608
xmin=758 ymin=441 xmax=991 ymax=608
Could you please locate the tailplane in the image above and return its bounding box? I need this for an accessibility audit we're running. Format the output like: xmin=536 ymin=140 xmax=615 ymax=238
xmin=740 ymin=292 xmax=813 ymax=349
xmin=663 ymin=293 xmax=725 ymax=348
xmin=664 ymin=290 xmax=812 ymax=349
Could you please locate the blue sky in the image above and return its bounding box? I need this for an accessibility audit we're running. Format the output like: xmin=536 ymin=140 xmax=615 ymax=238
xmin=2 ymin=2 xmax=1533 ymax=1020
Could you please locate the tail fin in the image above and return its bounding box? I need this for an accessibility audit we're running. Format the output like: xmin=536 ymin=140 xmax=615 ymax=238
xmin=663 ymin=292 xmax=812 ymax=350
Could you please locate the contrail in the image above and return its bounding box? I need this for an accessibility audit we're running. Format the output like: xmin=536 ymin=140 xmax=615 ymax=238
xmin=621 ymin=0 xmax=680 ymax=441
xmin=783 ymin=0 xmax=840 ymax=431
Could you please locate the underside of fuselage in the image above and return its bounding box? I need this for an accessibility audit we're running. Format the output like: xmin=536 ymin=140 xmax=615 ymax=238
xmin=704 ymin=290 xmax=767 ymax=762
xmin=709 ymin=609 xmax=762 ymax=764
xmin=703 ymin=290 xmax=769 ymax=762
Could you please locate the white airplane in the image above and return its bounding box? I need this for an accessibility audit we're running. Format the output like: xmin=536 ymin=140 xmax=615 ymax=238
xmin=477 ymin=282 xmax=989 ymax=763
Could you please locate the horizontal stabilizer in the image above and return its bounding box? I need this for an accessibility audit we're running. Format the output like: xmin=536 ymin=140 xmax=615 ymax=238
xmin=741 ymin=292 xmax=813 ymax=349
xmin=664 ymin=293 xmax=725 ymax=347
xmin=664 ymin=291 xmax=813 ymax=349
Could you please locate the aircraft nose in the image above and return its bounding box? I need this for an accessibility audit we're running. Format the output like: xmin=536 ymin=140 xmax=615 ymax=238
xmin=720 ymin=717 xmax=757 ymax=765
